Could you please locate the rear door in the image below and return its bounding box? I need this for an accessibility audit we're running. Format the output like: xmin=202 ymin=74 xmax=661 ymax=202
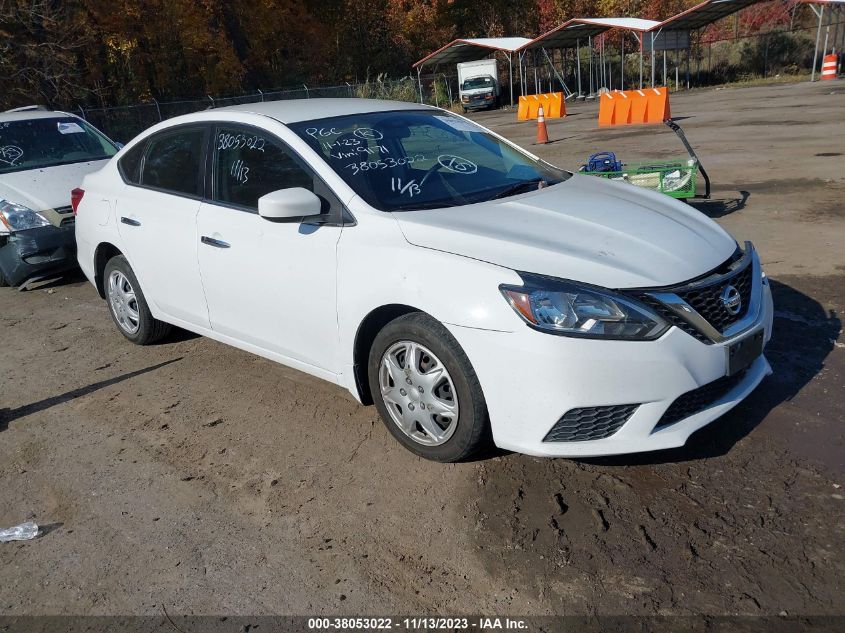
xmin=115 ymin=125 xmax=210 ymax=328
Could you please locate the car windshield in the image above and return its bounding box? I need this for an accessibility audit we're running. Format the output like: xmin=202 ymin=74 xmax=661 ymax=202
xmin=0 ymin=116 xmax=118 ymax=174
xmin=462 ymin=77 xmax=494 ymax=90
xmin=289 ymin=110 xmax=570 ymax=211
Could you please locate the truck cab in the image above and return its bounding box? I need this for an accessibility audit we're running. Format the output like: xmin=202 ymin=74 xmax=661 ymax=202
xmin=457 ymin=60 xmax=500 ymax=112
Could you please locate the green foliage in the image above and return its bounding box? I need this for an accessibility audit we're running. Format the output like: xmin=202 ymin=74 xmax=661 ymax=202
xmin=355 ymin=74 xmax=419 ymax=102
xmin=697 ymin=31 xmax=815 ymax=85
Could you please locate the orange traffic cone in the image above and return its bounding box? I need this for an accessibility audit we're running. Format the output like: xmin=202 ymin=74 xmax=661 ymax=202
xmin=536 ymin=105 xmax=549 ymax=144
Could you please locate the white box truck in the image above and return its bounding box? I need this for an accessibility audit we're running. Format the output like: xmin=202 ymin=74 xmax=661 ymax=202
xmin=457 ymin=59 xmax=500 ymax=112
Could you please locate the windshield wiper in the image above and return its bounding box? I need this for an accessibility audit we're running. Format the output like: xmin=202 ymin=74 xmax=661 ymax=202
xmin=490 ymin=179 xmax=546 ymax=201
xmin=392 ymin=201 xmax=454 ymax=211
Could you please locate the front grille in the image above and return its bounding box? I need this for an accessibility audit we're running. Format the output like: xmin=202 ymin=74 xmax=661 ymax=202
xmin=676 ymin=262 xmax=753 ymax=333
xmin=544 ymin=404 xmax=638 ymax=442
xmin=639 ymin=295 xmax=711 ymax=343
xmin=632 ymin=247 xmax=755 ymax=343
xmin=655 ymin=370 xmax=747 ymax=429
xmin=53 ymin=205 xmax=73 ymax=215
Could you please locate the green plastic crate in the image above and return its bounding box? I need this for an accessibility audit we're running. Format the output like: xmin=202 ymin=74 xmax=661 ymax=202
xmin=583 ymin=159 xmax=699 ymax=199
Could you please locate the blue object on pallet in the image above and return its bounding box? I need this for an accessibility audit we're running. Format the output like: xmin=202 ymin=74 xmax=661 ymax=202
xmin=583 ymin=151 xmax=623 ymax=173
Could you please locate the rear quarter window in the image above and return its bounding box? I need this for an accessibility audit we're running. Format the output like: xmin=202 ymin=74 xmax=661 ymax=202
xmin=118 ymin=141 xmax=146 ymax=185
xmin=140 ymin=127 xmax=206 ymax=197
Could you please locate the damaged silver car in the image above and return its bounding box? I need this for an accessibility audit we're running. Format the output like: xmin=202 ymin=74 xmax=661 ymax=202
xmin=0 ymin=107 xmax=118 ymax=287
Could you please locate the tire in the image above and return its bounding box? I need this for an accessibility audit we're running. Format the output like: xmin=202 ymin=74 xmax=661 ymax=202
xmin=368 ymin=312 xmax=489 ymax=462
xmin=103 ymin=255 xmax=171 ymax=345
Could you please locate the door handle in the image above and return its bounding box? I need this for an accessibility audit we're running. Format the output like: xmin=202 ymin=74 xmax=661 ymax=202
xmin=201 ymin=236 xmax=230 ymax=249
xmin=120 ymin=216 xmax=141 ymax=226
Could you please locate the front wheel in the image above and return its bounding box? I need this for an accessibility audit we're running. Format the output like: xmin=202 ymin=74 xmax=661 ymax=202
xmin=104 ymin=255 xmax=171 ymax=345
xmin=368 ymin=313 xmax=489 ymax=462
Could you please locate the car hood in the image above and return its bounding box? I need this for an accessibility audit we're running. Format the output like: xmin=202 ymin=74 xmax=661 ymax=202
xmin=0 ymin=160 xmax=109 ymax=212
xmin=393 ymin=174 xmax=737 ymax=289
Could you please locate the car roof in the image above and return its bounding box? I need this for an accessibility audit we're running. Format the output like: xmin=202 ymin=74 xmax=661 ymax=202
xmin=0 ymin=109 xmax=77 ymax=123
xmin=213 ymin=98 xmax=435 ymax=123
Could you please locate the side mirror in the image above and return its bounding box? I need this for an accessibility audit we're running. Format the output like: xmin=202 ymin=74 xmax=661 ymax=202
xmin=258 ymin=187 xmax=322 ymax=220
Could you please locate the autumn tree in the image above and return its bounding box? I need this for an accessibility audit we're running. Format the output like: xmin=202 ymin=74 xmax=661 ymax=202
xmin=0 ymin=0 xmax=90 ymax=107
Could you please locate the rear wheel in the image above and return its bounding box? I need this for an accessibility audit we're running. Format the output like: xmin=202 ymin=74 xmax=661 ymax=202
xmin=104 ymin=255 xmax=170 ymax=345
xmin=368 ymin=312 xmax=489 ymax=462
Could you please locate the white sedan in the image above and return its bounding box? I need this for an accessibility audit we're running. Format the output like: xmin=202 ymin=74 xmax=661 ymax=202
xmin=75 ymin=99 xmax=774 ymax=462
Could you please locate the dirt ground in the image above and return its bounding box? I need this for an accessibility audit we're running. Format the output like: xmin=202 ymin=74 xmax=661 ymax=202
xmin=1 ymin=81 xmax=843 ymax=618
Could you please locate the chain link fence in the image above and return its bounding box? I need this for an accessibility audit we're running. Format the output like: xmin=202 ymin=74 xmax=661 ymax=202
xmin=74 ymin=77 xmax=450 ymax=143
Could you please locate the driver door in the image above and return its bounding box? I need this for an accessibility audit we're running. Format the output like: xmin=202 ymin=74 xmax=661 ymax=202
xmin=196 ymin=123 xmax=344 ymax=375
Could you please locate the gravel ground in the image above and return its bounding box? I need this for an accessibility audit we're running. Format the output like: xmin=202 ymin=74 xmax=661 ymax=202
xmin=0 ymin=80 xmax=843 ymax=618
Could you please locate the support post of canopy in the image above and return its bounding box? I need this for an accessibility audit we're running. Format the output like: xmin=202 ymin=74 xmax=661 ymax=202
xmin=811 ymin=4 xmax=824 ymax=82
xmin=650 ymin=30 xmax=657 ymax=86
xmin=508 ymin=52 xmax=514 ymax=107
xmin=417 ymin=67 xmax=423 ymax=103
xmin=576 ymin=38 xmax=583 ymax=97
xmin=517 ymin=52 xmax=522 ymax=96
xmin=637 ymin=33 xmax=643 ymax=89
xmin=821 ymin=10 xmax=831 ymax=64
xmin=541 ymin=46 xmax=573 ymax=97
xmin=621 ymin=38 xmax=625 ymax=91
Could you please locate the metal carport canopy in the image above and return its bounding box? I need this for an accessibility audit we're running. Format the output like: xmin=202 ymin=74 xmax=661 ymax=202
xmin=412 ymin=37 xmax=532 ymax=107
xmin=520 ymin=18 xmax=660 ymax=51
xmin=645 ymin=0 xmax=772 ymax=86
xmin=653 ymin=0 xmax=763 ymax=31
xmin=519 ymin=18 xmax=661 ymax=94
xmin=412 ymin=37 xmax=533 ymax=68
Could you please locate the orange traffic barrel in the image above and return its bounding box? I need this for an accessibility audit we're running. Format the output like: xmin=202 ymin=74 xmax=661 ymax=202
xmin=821 ymin=54 xmax=838 ymax=80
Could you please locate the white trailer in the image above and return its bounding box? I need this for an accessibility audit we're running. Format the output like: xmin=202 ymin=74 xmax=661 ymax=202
xmin=457 ymin=59 xmax=500 ymax=112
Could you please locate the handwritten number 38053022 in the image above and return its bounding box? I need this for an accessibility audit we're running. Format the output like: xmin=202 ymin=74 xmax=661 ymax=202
xmin=217 ymin=133 xmax=265 ymax=152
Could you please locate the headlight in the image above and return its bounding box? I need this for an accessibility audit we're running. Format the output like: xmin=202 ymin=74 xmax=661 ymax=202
xmin=500 ymin=273 xmax=669 ymax=340
xmin=0 ymin=199 xmax=50 ymax=232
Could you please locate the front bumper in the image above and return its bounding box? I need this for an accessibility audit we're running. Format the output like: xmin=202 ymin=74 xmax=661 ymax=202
xmin=462 ymin=95 xmax=496 ymax=110
xmin=0 ymin=224 xmax=77 ymax=286
xmin=447 ymin=267 xmax=774 ymax=458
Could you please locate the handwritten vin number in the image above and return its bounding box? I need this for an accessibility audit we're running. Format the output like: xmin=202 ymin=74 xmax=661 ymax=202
xmin=346 ymin=155 xmax=425 ymax=176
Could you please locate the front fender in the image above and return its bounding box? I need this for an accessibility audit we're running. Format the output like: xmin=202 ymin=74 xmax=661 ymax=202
xmin=336 ymin=210 xmax=522 ymax=394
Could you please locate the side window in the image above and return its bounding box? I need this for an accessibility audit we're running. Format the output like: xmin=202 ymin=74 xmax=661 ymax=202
xmin=141 ymin=127 xmax=205 ymax=196
xmin=118 ymin=141 xmax=146 ymax=185
xmin=212 ymin=126 xmax=314 ymax=210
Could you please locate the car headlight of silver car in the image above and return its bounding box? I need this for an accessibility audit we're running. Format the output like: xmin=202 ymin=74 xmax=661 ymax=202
xmin=0 ymin=199 xmax=51 ymax=232
xmin=500 ymin=273 xmax=669 ymax=340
